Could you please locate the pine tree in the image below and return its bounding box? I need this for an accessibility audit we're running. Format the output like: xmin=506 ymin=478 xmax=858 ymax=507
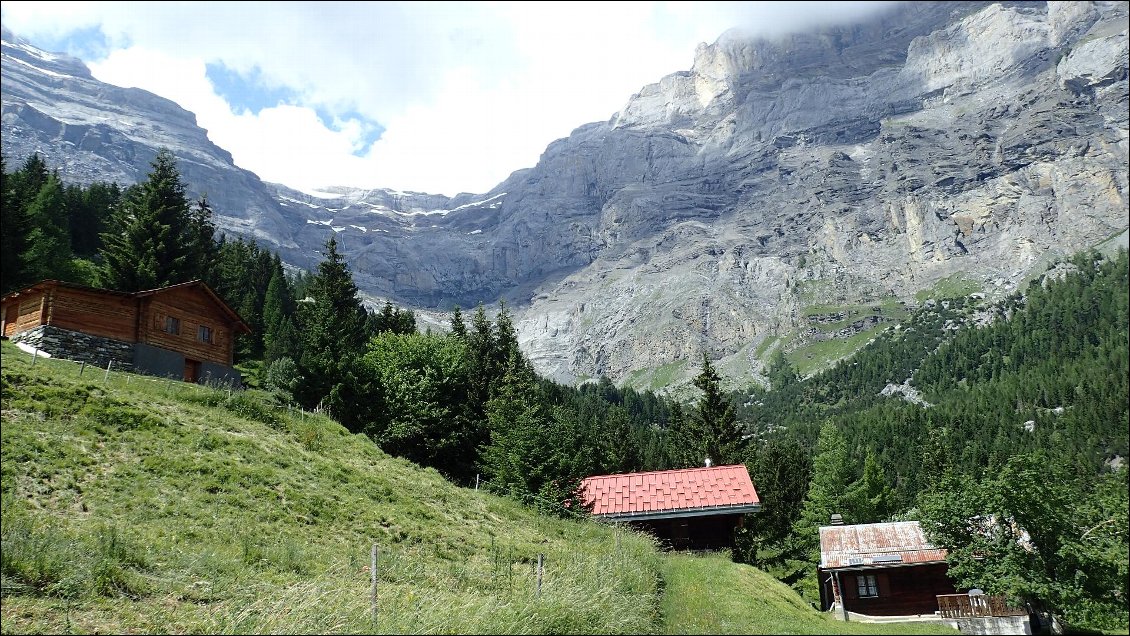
xmin=467 ymin=303 xmax=497 ymax=411
xmin=692 ymin=352 xmax=744 ymax=466
xmin=767 ymin=349 xmax=799 ymax=391
xmin=449 ymin=305 xmax=467 ymax=340
xmin=478 ymin=350 xmax=570 ymax=512
xmin=262 ymin=259 xmax=299 ymax=363
xmin=186 ymin=194 xmax=219 ymax=282
xmin=295 ymin=235 xmax=370 ymax=416
xmin=2 ymin=155 xmax=41 ymax=292
xmin=10 ymin=154 xmax=49 ymax=213
xmin=71 ymin=181 xmax=121 ymax=258
xmin=22 ymin=172 xmax=73 ymax=282
xmin=97 ymin=148 xmax=195 ymax=291
xmin=494 ymin=301 xmax=520 ymax=370
xmin=786 ymin=420 xmax=852 ymax=601
xmin=845 ymin=450 xmax=895 ymax=523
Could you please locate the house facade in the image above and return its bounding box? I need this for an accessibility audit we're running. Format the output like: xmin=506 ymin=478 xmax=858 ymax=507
xmin=579 ymin=464 xmax=761 ymax=550
xmin=1 ymin=280 xmax=250 ymax=386
xmin=818 ymin=520 xmax=957 ymax=617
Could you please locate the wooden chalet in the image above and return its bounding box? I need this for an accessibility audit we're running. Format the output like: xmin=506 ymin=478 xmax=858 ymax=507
xmin=1 ymin=280 xmax=250 ymax=385
xmin=818 ymin=519 xmax=957 ymax=618
xmin=578 ymin=464 xmax=761 ymax=550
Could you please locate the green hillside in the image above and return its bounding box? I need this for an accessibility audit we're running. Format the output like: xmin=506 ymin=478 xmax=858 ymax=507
xmin=1 ymin=341 xmax=954 ymax=634
xmin=660 ymin=553 xmax=954 ymax=635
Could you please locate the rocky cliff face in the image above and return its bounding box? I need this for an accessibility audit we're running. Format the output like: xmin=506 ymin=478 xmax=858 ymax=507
xmin=3 ymin=2 xmax=1127 ymax=393
xmin=513 ymin=0 xmax=1129 ymax=389
xmin=0 ymin=27 xmax=297 ymax=247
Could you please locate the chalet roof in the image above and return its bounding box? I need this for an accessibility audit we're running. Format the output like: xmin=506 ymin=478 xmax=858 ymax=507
xmin=2 ymin=279 xmax=251 ymax=334
xmin=135 ymin=280 xmax=251 ymax=334
xmin=579 ymin=464 xmax=761 ymax=521
xmin=1 ymin=279 xmax=131 ymax=302
xmin=819 ymin=520 xmax=948 ymax=570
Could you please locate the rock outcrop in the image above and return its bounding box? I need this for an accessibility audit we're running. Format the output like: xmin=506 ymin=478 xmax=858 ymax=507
xmin=3 ymin=1 xmax=1127 ymax=391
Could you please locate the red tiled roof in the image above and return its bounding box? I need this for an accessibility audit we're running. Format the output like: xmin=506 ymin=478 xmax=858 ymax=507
xmin=579 ymin=464 xmax=761 ymax=520
xmin=819 ymin=521 xmax=948 ymax=569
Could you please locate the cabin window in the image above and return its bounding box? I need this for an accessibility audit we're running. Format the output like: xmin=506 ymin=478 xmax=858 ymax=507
xmin=164 ymin=316 xmax=180 ymax=335
xmin=857 ymin=574 xmax=879 ymax=598
xmin=198 ymin=325 xmax=214 ymax=344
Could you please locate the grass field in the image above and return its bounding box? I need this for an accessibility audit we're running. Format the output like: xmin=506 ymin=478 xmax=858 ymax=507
xmin=1 ymin=340 xmax=956 ymax=634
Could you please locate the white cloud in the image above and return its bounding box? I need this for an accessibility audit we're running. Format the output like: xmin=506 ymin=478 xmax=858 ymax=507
xmin=1 ymin=1 xmax=901 ymax=196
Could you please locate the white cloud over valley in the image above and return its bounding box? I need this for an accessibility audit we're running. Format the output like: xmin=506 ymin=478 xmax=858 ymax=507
xmin=1 ymin=1 xmax=898 ymax=196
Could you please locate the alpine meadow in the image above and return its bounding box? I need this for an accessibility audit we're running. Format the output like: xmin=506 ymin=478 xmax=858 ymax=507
xmin=1 ymin=1 xmax=1128 ymax=634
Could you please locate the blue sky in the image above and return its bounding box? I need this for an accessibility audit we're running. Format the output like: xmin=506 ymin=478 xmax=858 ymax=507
xmin=1 ymin=1 xmax=899 ymax=196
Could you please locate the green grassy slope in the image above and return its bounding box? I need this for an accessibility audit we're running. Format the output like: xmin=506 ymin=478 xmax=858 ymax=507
xmin=660 ymin=553 xmax=956 ymax=635
xmin=2 ymin=341 xmax=957 ymax=634
xmin=0 ymin=341 xmax=661 ymax=634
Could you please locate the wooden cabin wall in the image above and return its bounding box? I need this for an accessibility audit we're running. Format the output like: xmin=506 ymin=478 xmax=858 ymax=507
xmin=841 ymin=563 xmax=956 ymax=616
xmin=2 ymin=293 xmax=47 ymax=337
xmin=45 ymin=288 xmax=137 ymax=342
xmin=139 ymin=288 xmax=234 ymax=366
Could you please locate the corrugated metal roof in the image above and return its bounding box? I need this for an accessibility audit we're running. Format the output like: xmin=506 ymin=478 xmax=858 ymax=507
xmin=819 ymin=520 xmax=948 ymax=569
xmin=579 ymin=464 xmax=761 ymax=519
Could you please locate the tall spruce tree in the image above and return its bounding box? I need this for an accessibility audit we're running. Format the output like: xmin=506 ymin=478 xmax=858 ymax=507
xmin=295 ymin=235 xmax=370 ymax=417
xmin=449 ymin=305 xmax=467 ymax=340
xmin=786 ymin=420 xmax=853 ymax=601
xmin=187 ymin=194 xmax=219 ymax=281
xmin=97 ymin=148 xmax=198 ymax=291
xmin=22 ymin=172 xmax=72 ymax=283
xmin=262 ymin=258 xmax=300 ymax=363
xmin=2 ymin=155 xmax=44 ymax=293
xmin=692 ymin=352 xmax=744 ymax=466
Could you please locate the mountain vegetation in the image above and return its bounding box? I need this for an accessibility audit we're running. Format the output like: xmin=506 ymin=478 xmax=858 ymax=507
xmin=2 ymin=151 xmax=1126 ymax=633
xmin=2 ymin=341 xmax=961 ymax=635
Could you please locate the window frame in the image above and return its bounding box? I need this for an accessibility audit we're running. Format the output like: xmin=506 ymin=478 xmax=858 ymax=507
xmin=856 ymin=573 xmax=879 ymax=598
xmin=197 ymin=324 xmax=214 ymax=344
xmin=164 ymin=315 xmax=180 ymax=335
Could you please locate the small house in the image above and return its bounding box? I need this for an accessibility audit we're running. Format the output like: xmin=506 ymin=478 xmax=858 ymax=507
xmin=1 ymin=279 xmax=250 ymax=386
xmin=579 ymin=464 xmax=761 ymax=550
xmin=818 ymin=519 xmax=957 ymax=618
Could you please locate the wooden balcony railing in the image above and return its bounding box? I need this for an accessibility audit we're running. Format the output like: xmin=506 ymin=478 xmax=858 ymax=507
xmin=937 ymin=594 xmax=1027 ymax=618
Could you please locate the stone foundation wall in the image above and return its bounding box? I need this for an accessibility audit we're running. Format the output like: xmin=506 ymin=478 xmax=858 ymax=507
xmin=11 ymin=325 xmax=135 ymax=371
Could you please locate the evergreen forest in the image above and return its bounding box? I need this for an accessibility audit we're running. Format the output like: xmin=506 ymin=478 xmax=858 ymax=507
xmin=2 ymin=151 xmax=1126 ymax=632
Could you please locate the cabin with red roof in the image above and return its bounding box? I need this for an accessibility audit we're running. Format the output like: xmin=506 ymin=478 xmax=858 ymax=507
xmin=578 ymin=464 xmax=761 ymax=551
xmin=1 ymin=279 xmax=250 ymax=386
xmin=818 ymin=519 xmax=957 ymax=618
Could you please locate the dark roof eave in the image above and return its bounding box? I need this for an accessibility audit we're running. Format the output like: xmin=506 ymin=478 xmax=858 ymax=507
xmin=594 ymin=503 xmax=762 ymax=522
xmin=820 ymin=559 xmax=949 ymax=571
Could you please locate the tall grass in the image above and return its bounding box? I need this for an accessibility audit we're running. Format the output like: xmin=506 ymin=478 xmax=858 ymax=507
xmin=1 ymin=341 xmax=661 ymax=634
xmin=2 ymin=341 xmax=959 ymax=634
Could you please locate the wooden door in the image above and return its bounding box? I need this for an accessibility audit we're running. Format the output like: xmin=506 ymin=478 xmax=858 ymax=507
xmin=184 ymin=359 xmax=201 ymax=383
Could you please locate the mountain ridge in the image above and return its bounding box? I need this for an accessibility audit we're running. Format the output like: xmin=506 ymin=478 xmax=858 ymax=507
xmin=3 ymin=1 xmax=1127 ymax=391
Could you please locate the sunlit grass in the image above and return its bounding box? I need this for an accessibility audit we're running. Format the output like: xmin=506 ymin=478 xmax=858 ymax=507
xmin=2 ymin=340 xmax=962 ymax=634
xmin=1 ymin=340 xmax=661 ymax=634
xmin=659 ymin=552 xmax=957 ymax=635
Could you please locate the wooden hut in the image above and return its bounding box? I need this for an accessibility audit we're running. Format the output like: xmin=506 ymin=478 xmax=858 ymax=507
xmin=1 ymin=280 xmax=250 ymax=385
xmin=579 ymin=464 xmax=761 ymax=550
xmin=818 ymin=519 xmax=957 ymax=617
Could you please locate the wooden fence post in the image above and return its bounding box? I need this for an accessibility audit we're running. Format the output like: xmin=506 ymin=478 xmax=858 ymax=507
xmin=370 ymin=543 xmax=378 ymax=627
xmin=104 ymin=360 xmax=113 ymax=383
xmin=536 ymin=553 xmax=544 ymax=598
xmin=79 ymin=360 xmax=86 ymax=377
